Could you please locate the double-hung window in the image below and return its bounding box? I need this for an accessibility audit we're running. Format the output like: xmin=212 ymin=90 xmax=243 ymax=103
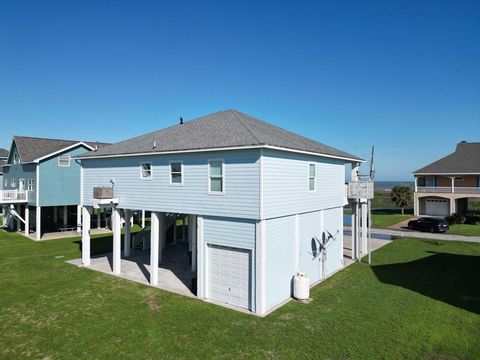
xmin=140 ymin=162 xmax=152 ymax=180
xmin=27 ymin=179 xmax=35 ymax=191
xmin=308 ymin=163 xmax=316 ymax=191
xmin=11 ymin=179 xmax=16 ymax=188
xmin=58 ymin=154 xmax=70 ymax=167
xmin=170 ymin=162 xmax=183 ymax=185
xmin=208 ymin=160 xmax=224 ymax=194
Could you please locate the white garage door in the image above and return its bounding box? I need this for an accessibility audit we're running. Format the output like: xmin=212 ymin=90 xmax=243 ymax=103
xmin=207 ymin=245 xmax=251 ymax=310
xmin=425 ymin=199 xmax=449 ymax=216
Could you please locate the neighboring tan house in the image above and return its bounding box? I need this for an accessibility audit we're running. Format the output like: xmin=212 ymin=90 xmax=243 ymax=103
xmin=0 ymin=136 xmax=109 ymax=239
xmin=413 ymin=141 xmax=480 ymax=217
xmin=0 ymin=148 xmax=8 ymax=191
xmin=75 ymin=109 xmax=364 ymax=315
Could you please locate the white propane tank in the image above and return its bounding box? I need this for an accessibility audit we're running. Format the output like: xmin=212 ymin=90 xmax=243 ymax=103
xmin=293 ymin=272 xmax=310 ymax=301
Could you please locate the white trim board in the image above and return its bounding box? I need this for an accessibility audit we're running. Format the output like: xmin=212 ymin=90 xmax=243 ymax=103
xmin=75 ymin=144 xmax=364 ymax=163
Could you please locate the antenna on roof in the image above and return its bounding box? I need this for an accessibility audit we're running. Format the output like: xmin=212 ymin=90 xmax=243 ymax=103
xmin=180 ymin=117 xmax=184 ymax=125
xmin=152 ymin=141 xmax=156 ymax=149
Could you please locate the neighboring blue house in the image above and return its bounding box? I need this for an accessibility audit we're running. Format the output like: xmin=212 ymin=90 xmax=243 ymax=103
xmin=0 ymin=148 xmax=8 ymax=190
xmin=1 ymin=136 xmax=109 ymax=240
xmin=76 ymin=110 xmax=364 ymax=315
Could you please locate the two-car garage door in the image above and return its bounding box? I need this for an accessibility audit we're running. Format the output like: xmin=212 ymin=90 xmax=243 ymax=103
xmin=425 ymin=199 xmax=449 ymax=216
xmin=207 ymin=245 xmax=251 ymax=310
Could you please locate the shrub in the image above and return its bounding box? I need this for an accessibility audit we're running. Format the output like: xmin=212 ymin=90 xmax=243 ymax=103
xmin=464 ymin=214 xmax=480 ymax=225
xmin=445 ymin=213 xmax=466 ymax=225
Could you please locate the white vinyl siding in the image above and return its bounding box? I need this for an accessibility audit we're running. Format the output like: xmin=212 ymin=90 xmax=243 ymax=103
xmin=140 ymin=162 xmax=152 ymax=180
xmin=208 ymin=160 xmax=224 ymax=194
xmin=58 ymin=154 xmax=71 ymax=167
xmin=170 ymin=161 xmax=183 ymax=185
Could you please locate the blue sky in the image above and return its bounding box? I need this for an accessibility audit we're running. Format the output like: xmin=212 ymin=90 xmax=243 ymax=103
xmin=0 ymin=0 xmax=479 ymax=180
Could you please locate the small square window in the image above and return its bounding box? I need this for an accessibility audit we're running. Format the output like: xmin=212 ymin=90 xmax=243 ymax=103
xmin=13 ymin=153 xmax=19 ymax=164
xmin=58 ymin=154 xmax=70 ymax=167
xmin=170 ymin=162 xmax=183 ymax=185
xmin=27 ymin=179 xmax=35 ymax=191
xmin=140 ymin=162 xmax=152 ymax=179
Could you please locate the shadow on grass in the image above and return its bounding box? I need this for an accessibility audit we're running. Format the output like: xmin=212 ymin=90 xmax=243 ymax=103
xmin=73 ymin=234 xmax=121 ymax=257
xmin=372 ymin=251 xmax=480 ymax=314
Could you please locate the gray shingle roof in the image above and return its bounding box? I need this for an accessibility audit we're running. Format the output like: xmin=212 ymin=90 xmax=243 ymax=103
xmin=12 ymin=136 xmax=110 ymax=163
xmin=79 ymin=110 xmax=363 ymax=161
xmin=413 ymin=142 xmax=480 ymax=174
xmin=0 ymin=148 xmax=8 ymax=159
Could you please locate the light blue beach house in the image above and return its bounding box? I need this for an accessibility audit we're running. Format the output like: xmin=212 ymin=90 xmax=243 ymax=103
xmin=76 ymin=110 xmax=364 ymax=315
xmin=1 ymin=136 xmax=109 ymax=240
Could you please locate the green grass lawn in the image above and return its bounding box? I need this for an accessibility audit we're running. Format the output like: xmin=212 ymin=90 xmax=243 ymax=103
xmin=447 ymin=224 xmax=480 ymax=237
xmin=0 ymin=230 xmax=479 ymax=359
xmin=344 ymin=208 xmax=415 ymax=228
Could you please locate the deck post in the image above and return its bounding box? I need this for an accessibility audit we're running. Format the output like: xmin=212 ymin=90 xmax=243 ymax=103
xmin=141 ymin=210 xmax=146 ymax=228
xmin=190 ymin=215 xmax=197 ymax=271
xmin=112 ymin=208 xmax=121 ymax=274
xmin=53 ymin=206 xmax=58 ymax=223
xmin=159 ymin=212 xmax=165 ymax=264
xmin=16 ymin=204 xmax=21 ymax=232
xmin=361 ymin=202 xmax=368 ymax=254
xmin=63 ymin=205 xmax=68 ymax=226
xmin=150 ymin=212 xmax=160 ymax=285
xmin=35 ymin=206 xmax=41 ymax=241
xmin=77 ymin=205 xmax=82 ymax=233
xmin=124 ymin=209 xmax=131 ymax=257
xmin=25 ymin=206 xmax=29 ymax=236
xmin=81 ymin=206 xmax=91 ymax=266
xmin=97 ymin=209 xmax=101 ymax=229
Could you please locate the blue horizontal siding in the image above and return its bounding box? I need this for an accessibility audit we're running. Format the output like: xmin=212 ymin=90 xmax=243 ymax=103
xmin=82 ymin=149 xmax=261 ymax=219
xmin=203 ymin=216 xmax=256 ymax=249
xmin=262 ymin=149 xmax=346 ymax=219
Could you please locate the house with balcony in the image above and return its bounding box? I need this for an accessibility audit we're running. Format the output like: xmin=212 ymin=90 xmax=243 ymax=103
xmin=0 ymin=148 xmax=8 ymax=190
xmin=413 ymin=141 xmax=480 ymax=217
xmin=74 ymin=109 xmax=364 ymax=315
xmin=1 ymin=136 xmax=109 ymax=239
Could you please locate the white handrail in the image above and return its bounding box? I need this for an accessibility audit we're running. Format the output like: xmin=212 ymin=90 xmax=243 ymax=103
xmin=0 ymin=190 xmax=28 ymax=203
xmin=417 ymin=186 xmax=480 ymax=194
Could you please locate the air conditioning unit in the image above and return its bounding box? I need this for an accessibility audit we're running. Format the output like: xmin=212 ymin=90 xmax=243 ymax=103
xmin=93 ymin=187 xmax=113 ymax=199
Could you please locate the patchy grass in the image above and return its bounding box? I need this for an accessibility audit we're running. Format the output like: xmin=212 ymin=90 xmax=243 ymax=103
xmin=0 ymin=230 xmax=479 ymax=359
xmin=447 ymin=224 xmax=480 ymax=237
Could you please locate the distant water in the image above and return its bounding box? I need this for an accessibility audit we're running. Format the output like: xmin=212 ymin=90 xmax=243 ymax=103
xmin=374 ymin=181 xmax=414 ymax=191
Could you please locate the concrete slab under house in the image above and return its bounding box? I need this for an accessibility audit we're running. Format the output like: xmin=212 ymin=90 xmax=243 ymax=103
xmin=71 ymin=110 xmax=371 ymax=315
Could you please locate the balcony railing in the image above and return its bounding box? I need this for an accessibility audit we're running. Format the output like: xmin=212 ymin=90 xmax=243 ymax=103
xmin=348 ymin=181 xmax=374 ymax=199
xmin=0 ymin=190 xmax=29 ymax=203
xmin=417 ymin=186 xmax=480 ymax=194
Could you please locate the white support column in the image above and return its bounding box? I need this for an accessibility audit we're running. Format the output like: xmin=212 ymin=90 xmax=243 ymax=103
xmin=24 ymin=206 xmax=29 ymax=236
xmin=361 ymin=201 xmax=368 ymax=254
xmin=150 ymin=212 xmax=160 ymax=285
xmin=141 ymin=210 xmax=146 ymax=229
xmin=63 ymin=206 xmax=68 ymax=226
xmin=190 ymin=215 xmax=197 ymax=272
xmin=414 ymin=177 xmax=418 ymax=192
xmin=77 ymin=205 xmax=82 ymax=233
xmin=35 ymin=206 xmax=41 ymax=241
xmin=255 ymin=219 xmax=266 ymax=315
xmin=16 ymin=204 xmax=21 ymax=231
xmin=82 ymin=206 xmax=91 ymax=266
xmin=450 ymin=199 xmax=456 ymax=215
xmin=112 ymin=208 xmax=121 ymax=275
xmin=451 ymin=177 xmax=455 ymax=194
xmin=124 ymin=209 xmax=131 ymax=258
xmin=97 ymin=209 xmax=101 ymax=229
xmin=53 ymin=206 xmax=58 ymax=223
xmin=196 ymin=216 xmax=204 ymax=298
xmin=159 ymin=212 xmax=165 ymax=264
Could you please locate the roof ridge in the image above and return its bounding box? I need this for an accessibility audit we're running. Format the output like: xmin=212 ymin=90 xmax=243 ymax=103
xmin=230 ymin=110 xmax=262 ymax=144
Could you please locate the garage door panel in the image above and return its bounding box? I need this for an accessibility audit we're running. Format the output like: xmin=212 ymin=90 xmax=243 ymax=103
xmin=207 ymin=245 xmax=251 ymax=310
xmin=425 ymin=199 xmax=449 ymax=216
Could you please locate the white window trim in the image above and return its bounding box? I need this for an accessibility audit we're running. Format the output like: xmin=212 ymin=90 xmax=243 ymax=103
xmin=13 ymin=153 xmax=19 ymax=164
xmin=169 ymin=161 xmax=184 ymax=186
xmin=11 ymin=178 xmax=16 ymax=188
xmin=208 ymin=159 xmax=225 ymax=195
xmin=58 ymin=154 xmax=71 ymax=167
xmin=18 ymin=178 xmax=25 ymax=191
xmin=139 ymin=162 xmax=153 ymax=180
xmin=308 ymin=163 xmax=316 ymax=192
xmin=27 ymin=178 xmax=35 ymax=191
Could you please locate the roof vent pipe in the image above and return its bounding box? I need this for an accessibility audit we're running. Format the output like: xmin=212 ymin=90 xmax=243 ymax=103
xmin=180 ymin=117 xmax=184 ymax=125
xmin=153 ymin=141 xmax=157 ymax=149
